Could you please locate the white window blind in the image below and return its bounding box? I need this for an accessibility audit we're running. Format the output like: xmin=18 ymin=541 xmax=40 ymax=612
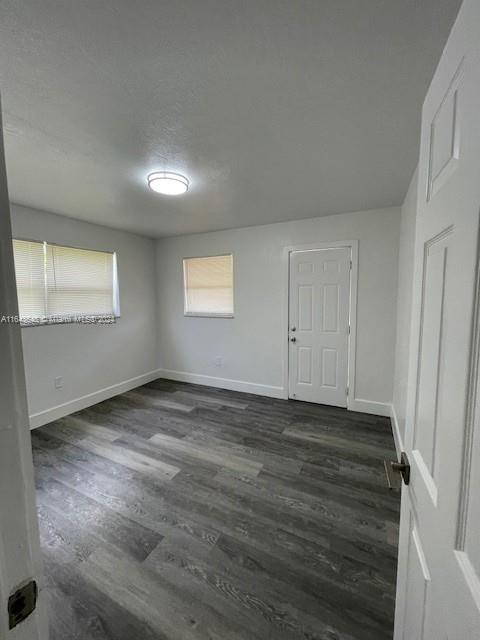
xmin=12 ymin=240 xmax=46 ymax=322
xmin=183 ymin=254 xmax=234 ymax=317
xmin=12 ymin=239 xmax=119 ymax=325
xmin=46 ymin=244 xmax=115 ymax=317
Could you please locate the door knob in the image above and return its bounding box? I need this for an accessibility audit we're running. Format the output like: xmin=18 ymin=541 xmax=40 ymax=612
xmin=291 ymin=326 xmax=296 ymax=332
xmin=384 ymin=452 xmax=410 ymax=490
xmin=290 ymin=337 xmax=296 ymax=342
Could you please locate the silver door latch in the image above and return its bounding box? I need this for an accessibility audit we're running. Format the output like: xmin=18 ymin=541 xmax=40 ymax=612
xmin=384 ymin=452 xmax=410 ymax=490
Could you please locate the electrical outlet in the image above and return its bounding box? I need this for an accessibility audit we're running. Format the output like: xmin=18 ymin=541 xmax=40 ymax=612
xmin=214 ymin=356 xmax=223 ymax=367
xmin=54 ymin=376 xmax=63 ymax=389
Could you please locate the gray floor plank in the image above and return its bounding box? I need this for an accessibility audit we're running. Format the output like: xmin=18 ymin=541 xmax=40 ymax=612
xmin=31 ymin=379 xmax=400 ymax=640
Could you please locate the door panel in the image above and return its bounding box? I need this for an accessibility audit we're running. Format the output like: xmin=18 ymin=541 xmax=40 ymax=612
xmin=297 ymin=346 xmax=313 ymax=384
xmin=288 ymin=247 xmax=350 ymax=407
xmin=402 ymin=513 xmax=431 ymax=640
xmin=322 ymin=284 xmax=339 ymax=332
xmin=321 ymin=348 xmax=337 ymax=388
xmin=298 ymin=285 xmax=313 ymax=331
xmin=413 ymin=230 xmax=451 ymax=480
xmin=395 ymin=1 xmax=480 ymax=637
xmin=427 ymin=62 xmax=462 ymax=201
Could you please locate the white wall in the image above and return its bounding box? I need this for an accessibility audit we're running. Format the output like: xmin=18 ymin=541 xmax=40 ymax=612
xmin=391 ymin=170 xmax=418 ymax=450
xmin=11 ymin=204 xmax=158 ymax=427
xmin=156 ymin=207 xmax=400 ymax=414
xmin=12 ymin=203 xmax=403 ymax=423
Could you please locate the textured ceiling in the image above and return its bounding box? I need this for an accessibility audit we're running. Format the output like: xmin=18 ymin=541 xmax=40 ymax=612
xmin=0 ymin=0 xmax=461 ymax=237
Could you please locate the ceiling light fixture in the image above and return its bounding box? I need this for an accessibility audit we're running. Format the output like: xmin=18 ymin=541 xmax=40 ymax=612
xmin=147 ymin=171 xmax=189 ymax=196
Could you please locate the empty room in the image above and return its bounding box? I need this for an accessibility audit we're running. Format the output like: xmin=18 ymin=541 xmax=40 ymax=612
xmin=1 ymin=1 xmax=479 ymax=639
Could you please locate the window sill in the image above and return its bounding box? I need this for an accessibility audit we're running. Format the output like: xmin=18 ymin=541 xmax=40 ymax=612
xmin=19 ymin=315 xmax=119 ymax=327
xmin=184 ymin=312 xmax=234 ymax=319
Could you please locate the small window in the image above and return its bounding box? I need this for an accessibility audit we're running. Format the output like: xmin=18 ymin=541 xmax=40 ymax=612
xmin=183 ymin=254 xmax=234 ymax=317
xmin=12 ymin=239 xmax=120 ymax=326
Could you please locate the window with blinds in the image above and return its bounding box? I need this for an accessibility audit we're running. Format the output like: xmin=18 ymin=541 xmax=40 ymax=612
xmin=183 ymin=254 xmax=234 ymax=317
xmin=12 ymin=239 xmax=119 ymax=325
xmin=11 ymin=240 xmax=46 ymax=322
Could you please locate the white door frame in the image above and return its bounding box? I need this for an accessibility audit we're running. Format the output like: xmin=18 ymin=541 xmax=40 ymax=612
xmin=282 ymin=239 xmax=359 ymax=408
xmin=0 ymin=96 xmax=47 ymax=637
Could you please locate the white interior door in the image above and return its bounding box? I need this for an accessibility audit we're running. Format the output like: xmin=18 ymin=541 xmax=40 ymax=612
xmin=395 ymin=1 xmax=480 ymax=637
xmin=0 ymin=98 xmax=47 ymax=637
xmin=288 ymin=247 xmax=351 ymax=407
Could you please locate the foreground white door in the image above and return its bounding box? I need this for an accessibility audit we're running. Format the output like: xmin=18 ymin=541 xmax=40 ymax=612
xmin=394 ymin=1 xmax=480 ymax=637
xmin=288 ymin=247 xmax=351 ymax=407
xmin=0 ymin=99 xmax=47 ymax=637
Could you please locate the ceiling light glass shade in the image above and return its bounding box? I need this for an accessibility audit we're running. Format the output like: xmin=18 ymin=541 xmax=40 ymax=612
xmin=147 ymin=171 xmax=189 ymax=195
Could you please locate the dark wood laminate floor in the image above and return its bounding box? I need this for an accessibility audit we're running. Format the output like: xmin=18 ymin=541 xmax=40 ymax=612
xmin=31 ymin=379 xmax=400 ymax=640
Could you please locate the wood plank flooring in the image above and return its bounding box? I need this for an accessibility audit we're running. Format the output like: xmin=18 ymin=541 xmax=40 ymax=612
xmin=31 ymin=379 xmax=400 ymax=640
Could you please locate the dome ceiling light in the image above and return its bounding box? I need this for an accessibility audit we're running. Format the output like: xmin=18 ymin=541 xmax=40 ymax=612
xmin=147 ymin=171 xmax=189 ymax=196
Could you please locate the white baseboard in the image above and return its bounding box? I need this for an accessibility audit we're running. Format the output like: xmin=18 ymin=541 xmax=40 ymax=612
xmin=347 ymin=397 xmax=391 ymax=417
xmin=389 ymin=403 xmax=404 ymax=456
xmin=160 ymin=370 xmax=393 ymax=413
xmin=157 ymin=369 xmax=285 ymax=399
xmin=29 ymin=369 xmax=161 ymax=430
xmin=29 ymin=367 xmax=394 ymax=429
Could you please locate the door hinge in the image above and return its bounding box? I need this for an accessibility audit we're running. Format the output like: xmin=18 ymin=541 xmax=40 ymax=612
xmin=348 ymin=324 xmax=351 ymax=335
xmin=349 ymin=260 xmax=352 ymax=270
xmin=346 ymin=386 xmax=349 ymax=396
